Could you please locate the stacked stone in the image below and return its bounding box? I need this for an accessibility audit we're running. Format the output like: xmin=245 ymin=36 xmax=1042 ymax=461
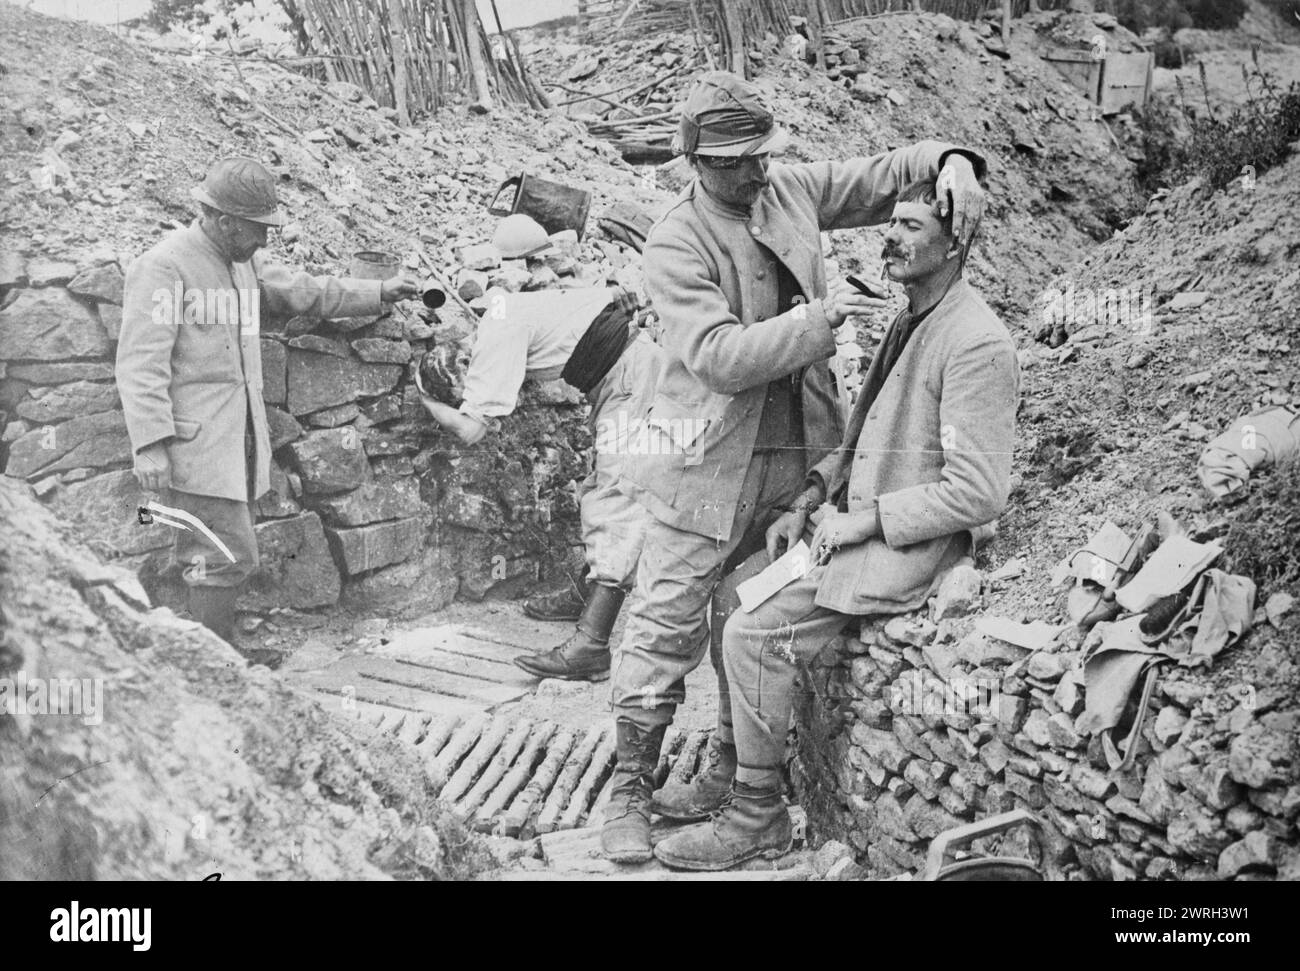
xmin=1 ymin=256 xmax=127 ymax=484
xmin=0 ymin=247 xmax=602 ymax=615
xmin=792 ymin=564 xmax=1300 ymax=881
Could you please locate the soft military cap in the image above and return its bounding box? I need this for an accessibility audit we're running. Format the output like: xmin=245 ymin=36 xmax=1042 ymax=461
xmin=190 ymin=157 xmax=287 ymax=226
xmin=672 ymin=71 xmax=788 ymax=157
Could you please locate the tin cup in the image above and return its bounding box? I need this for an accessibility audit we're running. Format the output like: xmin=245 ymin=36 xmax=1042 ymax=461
xmin=420 ymin=278 xmax=447 ymax=310
xmin=350 ymin=251 xmax=400 ymax=280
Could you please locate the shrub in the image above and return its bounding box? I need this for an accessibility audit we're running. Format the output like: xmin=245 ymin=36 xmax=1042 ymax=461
xmin=148 ymin=0 xmax=295 ymax=47
xmin=1114 ymin=0 xmax=1247 ymax=32
xmin=1172 ymin=56 xmax=1300 ymax=190
xmin=1131 ymin=98 xmax=1184 ymax=193
xmin=147 ymin=0 xmax=206 ymax=31
xmin=1138 ymin=53 xmax=1300 ymax=191
xmin=1222 ymin=454 xmax=1300 ymax=592
xmin=1114 ymin=0 xmax=1193 ymax=33
xmin=1184 ymin=0 xmax=1247 ymax=29
xmin=1260 ymin=0 xmax=1300 ymax=24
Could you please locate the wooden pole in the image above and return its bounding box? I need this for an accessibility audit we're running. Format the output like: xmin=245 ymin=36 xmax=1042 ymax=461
xmin=387 ymin=0 xmax=411 ymax=125
xmin=461 ymin=0 xmax=494 ymax=111
xmin=807 ymin=0 xmax=826 ymax=70
xmin=721 ymin=0 xmax=747 ymax=77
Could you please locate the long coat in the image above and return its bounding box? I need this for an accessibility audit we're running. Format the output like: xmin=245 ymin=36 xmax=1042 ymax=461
xmin=811 ymin=277 xmax=1020 ymax=615
xmin=117 ymin=222 xmax=382 ymax=502
xmin=623 ymin=140 xmax=982 ymax=541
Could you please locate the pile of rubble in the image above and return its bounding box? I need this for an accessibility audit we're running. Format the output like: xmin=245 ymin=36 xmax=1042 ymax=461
xmin=792 ymin=550 xmax=1298 ymax=881
xmin=0 ymin=476 xmax=487 ymax=880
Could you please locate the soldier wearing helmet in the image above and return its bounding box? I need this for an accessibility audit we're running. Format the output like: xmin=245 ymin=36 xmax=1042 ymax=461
xmin=116 ymin=157 xmax=419 ymax=660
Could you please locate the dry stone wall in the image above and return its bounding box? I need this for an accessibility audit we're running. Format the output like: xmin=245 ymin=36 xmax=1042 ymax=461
xmin=791 ymin=565 xmax=1300 ymax=881
xmin=0 ymin=252 xmax=590 ymax=617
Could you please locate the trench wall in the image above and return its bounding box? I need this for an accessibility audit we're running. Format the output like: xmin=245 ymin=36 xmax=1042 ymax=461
xmin=0 ymin=255 xmax=590 ymax=616
xmin=790 ymin=570 xmax=1300 ymax=880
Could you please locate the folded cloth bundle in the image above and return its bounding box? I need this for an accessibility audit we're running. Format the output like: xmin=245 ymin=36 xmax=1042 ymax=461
xmin=1197 ymin=406 xmax=1300 ymax=498
xmin=597 ymin=201 xmax=655 ymax=253
xmin=1153 ymin=568 xmax=1256 ymax=666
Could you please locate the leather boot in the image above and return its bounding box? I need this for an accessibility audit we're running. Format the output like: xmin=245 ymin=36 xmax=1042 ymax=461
xmin=188 ymin=585 xmax=239 ymax=641
xmin=600 ymin=719 xmax=667 ymax=863
xmin=522 ymin=572 xmax=591 ymax=623
xmin=652 ymin=733 xmax=736 ymax=822
xmin=188 ymin=586 xmax=283 ymax=669
xmin=652 ymin=781 xmax=792 ymax=872
xmin=515 ymin=583 xmax=623 ymax=682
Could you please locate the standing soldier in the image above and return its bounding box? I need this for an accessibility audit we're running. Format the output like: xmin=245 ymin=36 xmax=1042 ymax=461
xmin=653 ymin=178 xmax=1019 ymax=870
xmin=601 ymin=72 xmax=988 ymax=862
xmin=116 ymin=157 xmax=418 ymax=656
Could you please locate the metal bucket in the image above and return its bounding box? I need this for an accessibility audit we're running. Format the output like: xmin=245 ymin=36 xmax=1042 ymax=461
xmin=488 ymin=174 xmax=592 ymax=239
xmin=923 ymin=808 xmax=1046 ymax=881
xmin=350 ymin=251 xmax=400 ymax=281
xmin=932 ymin=858 xmax=1044 ymax=881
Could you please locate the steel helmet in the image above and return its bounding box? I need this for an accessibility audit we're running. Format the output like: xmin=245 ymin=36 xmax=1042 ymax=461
xmin=492 ymin=213 xmax=552 ymax=259
xmin=190 ymin=157 xmax=287 ymax=226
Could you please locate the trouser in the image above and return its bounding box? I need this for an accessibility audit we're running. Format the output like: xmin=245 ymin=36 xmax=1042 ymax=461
xmin=580 ymin=333 xmax=662 ymax=590
xmin=721 ymin=546 xmax=854 ymax=790
xmin=162 ymin=487 xmax=259 ymax=589
xmin=163 ymin=420 xmax=259 ymax=589
xmin=610 ymin=447 xmax=806 ymax=735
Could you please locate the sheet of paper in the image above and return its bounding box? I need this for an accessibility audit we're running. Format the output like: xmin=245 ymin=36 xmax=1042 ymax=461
xmin=1051 ymin=520 xmax=1133 ymax=587
xmin=975 ymin=616 xmax=1065 ymax=652
xmin=737 ymin=541 xmax=812 ymax=614
xmin=1116 ymin=534 xmax=1222 ymax=612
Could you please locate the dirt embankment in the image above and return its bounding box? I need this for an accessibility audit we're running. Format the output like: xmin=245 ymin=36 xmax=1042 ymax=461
xmin=0 ymin=476 xmax=490 ymax=880
xmin=528 ymin=8 xmax=1146 ymax=324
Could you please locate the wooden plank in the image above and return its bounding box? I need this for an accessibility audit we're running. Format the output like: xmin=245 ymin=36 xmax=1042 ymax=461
xmin=300 ymin=688 xmax=362 ymax=719
xmin=441 ymin=717 xmax=510 ymax=803
xmin=454 ymin=719 xmax=534 ymax=821
xmin=534 ymin=827 xmax=813 ymax=880
xmin=1101 ymin=52 xmax=1153 ymax=115
xmin=558 ymin=731 xmax=617 ymax=830
xmin=396 ymin=712 xmax=429 ymax=746
xmin=535 ymin=725 xmax=606 ymax=835
xmin=654 ymin=726 xmax=685 ymax=789
xmin=416 ymin=712 xmax=463 ymax=762
xmin=476 ymin=721 xmax=557 ymax=831
xmin=1044 ymin=51 xmax=1102 ymax=103
xmin=430 ymin=712 xmax=489 ymax=788
xmin=381 ymin=625 xmax=536 ymax=665
xmin=306 ymin=654 xmax=528 ymax=707
xmin=451 ymin=622 xmax=567 ymax=655
xmin=372 ymin=639 xmax=529 ymax=684
xmin=295 ymin=667 xmax=486 ymax=715
xmin=588 ymin=769 xmax=618 ymax=823
xmin=667 ymin=729 xmax=709 ymax=786
xmin=502 ymin=727 xmax=576 ymax=838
